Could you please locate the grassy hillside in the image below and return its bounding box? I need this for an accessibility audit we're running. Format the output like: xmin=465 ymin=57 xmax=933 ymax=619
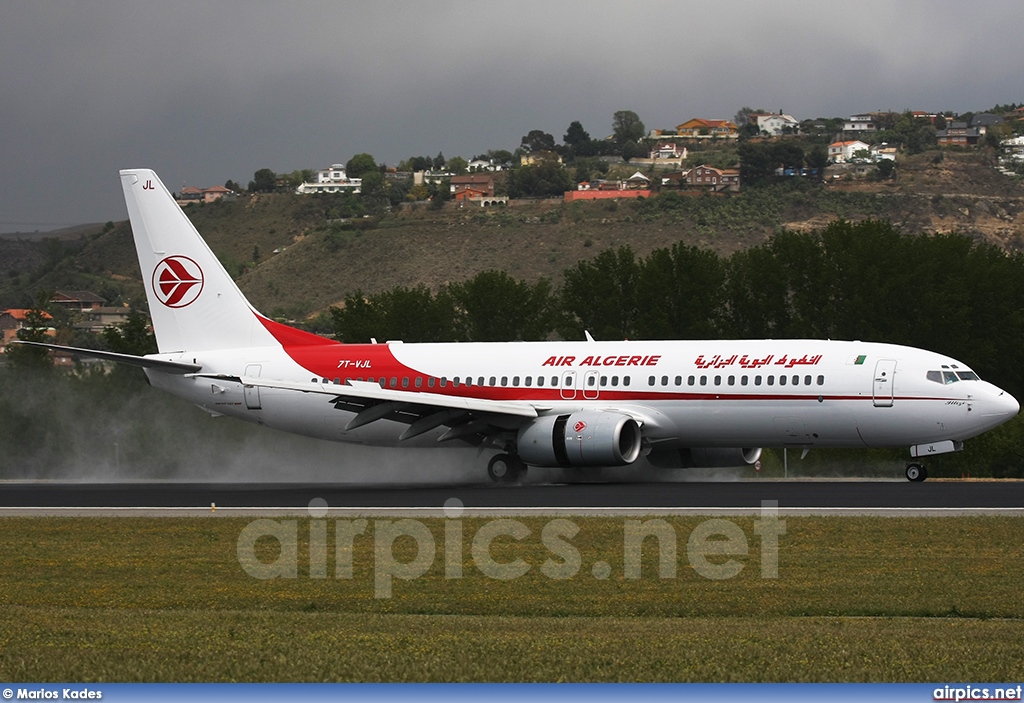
xmin=3 ymin=151 xmax=1023 ymax=317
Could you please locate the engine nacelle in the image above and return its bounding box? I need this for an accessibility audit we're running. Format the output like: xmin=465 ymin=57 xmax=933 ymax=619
xmin=646 ymin=447 xmax=762 ymax=469
xmin=517 ymin=412 xmax=642 ymax=467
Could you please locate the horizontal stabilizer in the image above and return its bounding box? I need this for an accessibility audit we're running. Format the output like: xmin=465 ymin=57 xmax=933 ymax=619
xmin=9 ymin=341 xmax=202 ymax=374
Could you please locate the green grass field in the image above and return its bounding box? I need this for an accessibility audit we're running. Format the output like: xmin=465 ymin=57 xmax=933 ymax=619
xmin=1 ymin=515 xmax=1022 ymax=682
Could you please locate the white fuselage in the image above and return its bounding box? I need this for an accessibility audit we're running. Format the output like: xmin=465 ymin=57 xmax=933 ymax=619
xmin=146 ymin=338 xmax=1018 ymax=454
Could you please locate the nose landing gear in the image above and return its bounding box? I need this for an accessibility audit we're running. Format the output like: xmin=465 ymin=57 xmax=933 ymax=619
xmin=905 ymin=462 xmax=928 ymax=482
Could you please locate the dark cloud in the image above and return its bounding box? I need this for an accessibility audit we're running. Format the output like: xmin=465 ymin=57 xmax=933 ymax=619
xmin=2 ymin=0 xmax=1021 ymax=231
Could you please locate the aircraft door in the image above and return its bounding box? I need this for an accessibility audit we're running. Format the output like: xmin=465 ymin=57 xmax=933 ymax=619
xmin=244 ymin=364 xmax=262 ymax=410
xmin=560 ymin=370 xmax=577 ymax=400
xmin=582 ymin=370 xmax=600 ymax=399
xmin=872 ymin=359 xmax=896 ymax=407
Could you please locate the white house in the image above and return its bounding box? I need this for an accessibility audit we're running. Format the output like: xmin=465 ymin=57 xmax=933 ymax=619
xmin=829 ymin=140 xmax=870 ymax=163
xmin=843 ymin=114 xmax=877 ymax=135
xmin=295 ymin=165 xmax=362 ymax=194
xmin=756 ymin=113 xmax=799 ymax=136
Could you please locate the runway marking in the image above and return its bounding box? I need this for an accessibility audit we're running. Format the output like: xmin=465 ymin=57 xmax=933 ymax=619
xmin=2 ymin=507 xmax=1023 ymax=517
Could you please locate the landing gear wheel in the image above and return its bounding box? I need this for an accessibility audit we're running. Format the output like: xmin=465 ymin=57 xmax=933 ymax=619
xmin=905 ymin=463 xmax=928 ymax=482
xmin=487 ymin=454 xmax=525 ymax=484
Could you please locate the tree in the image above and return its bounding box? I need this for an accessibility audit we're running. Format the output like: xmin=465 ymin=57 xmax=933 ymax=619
xmin=345 ymin=153 xmax=377 ymax=178
xmin=520 ymin=129 xmax=556 ymax=153
xmin=447 ymin=271 xmax=556 ymax=341
xmin=248 ymin=168 xmax=276 ymax=193
xmin=433 ymin=152 xmax=446 ymax=171
xmin=564 ymin=120 xmax=590 ymax=148
xmin=559 ymin=246 xmax=641 ymax=340
xmin=506 ymin=161 xmax=573 ymax=198
xmin=5 ymin=298 xmax=53 ymax=369
xmin=330 ymin=287 xmax=458 ymax=343
xmin=612 ymin=110 xmax=646 ymax=146
xmin=447 ymin=156 xmax=468 ymax=175
xmin=103 ymin=308 xmax=156 ymax=356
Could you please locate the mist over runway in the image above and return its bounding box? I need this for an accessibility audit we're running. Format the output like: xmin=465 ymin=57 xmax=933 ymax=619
xmin=1 ymin=479 xmax=1021 ymax=515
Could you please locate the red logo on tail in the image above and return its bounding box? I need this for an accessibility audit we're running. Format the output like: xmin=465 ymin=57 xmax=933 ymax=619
xmin=153 ymin=256 xmax=204 ymax=308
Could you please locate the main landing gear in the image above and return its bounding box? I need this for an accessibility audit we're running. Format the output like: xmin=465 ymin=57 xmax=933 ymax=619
xmin=905 ymin=462 xmax=929 ymax=482
xmin=487 ymin=453 xmax=527 ymax=484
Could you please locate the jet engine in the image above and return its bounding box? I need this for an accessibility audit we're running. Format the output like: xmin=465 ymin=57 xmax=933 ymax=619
xmin=517 ymin=412 xmax=642 ymax=467
xmin=646 ymin=447 xmax=762 ymax=469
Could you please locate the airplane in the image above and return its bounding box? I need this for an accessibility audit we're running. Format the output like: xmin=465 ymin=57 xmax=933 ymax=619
xmin=18 ymin=169 xmax=1020 ymax=483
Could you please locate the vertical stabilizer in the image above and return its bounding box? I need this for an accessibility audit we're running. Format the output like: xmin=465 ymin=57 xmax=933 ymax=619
xmin=120 ymin=169 xmax=278 ymax=353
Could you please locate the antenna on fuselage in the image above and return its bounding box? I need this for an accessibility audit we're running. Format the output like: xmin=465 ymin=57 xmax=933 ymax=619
xmin=584 ymin=330 xmax=596 ymax=342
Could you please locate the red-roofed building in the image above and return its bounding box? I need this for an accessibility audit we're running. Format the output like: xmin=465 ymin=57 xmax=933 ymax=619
xmin=51 ymin=290 xmax=105 ymax=311
xmin=177 ymin=184 xmax=232 ymax=205
xmin=675 ymin=119 xmax=739 ymax=138
xmin=0 ymin=308 xmax=54 ymax=344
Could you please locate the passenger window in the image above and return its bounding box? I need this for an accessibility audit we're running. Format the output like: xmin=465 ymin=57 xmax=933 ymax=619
xmin=791 ymin=375 xmax=798 ymax=386
xmin=817 ymin=375 xmax=824 ymax=385
xmin=390 ymin=377 xmax=398 ymax=388
xmin=688 ymin=376 xmax=695 ymax=386
xmin=501 ymin=376 xmax=508 ymax=386
xmin=537 ymin=376 xmax=545 ymax=387
xmin=513 ymin=376 xmax=520 ymax=386
xmin=551 ymin=376 xmax=558 ymax=387
xmin=661 ymin=375 xmax=669 ymax=386
xmin=402 ymin=377 xmax=409 ymax=388
xmin=334 ymin=378 xmax=341 ymax=384
xmin=728 ymin=375 xmax=735 ymax=386
xmin=804 ymin=375 xmax=811 ymax=386
xmin=754 ymin=375 xmax=762 ymax=386
xmin=714 ymin=375 xmax=721 ymax=386
xmin=525 ymin=377 xmax=532 ymax=387
xmin=741 ymin=376 xmax=748 ymax=386
xmin=478 ymin=377 xmax=485 ymax=386
xmin=767 ymin=376 xmax=775 ymax=386
xmin=611 ymin=376 xmax=619 ymax=387
xmin=674 ymin=376 xmax=682 ymax=386
xmin=453 ymin=377 xmax=460 ymax=387
xmin=428 ymin=377 xmax=436 ymax=388
xmin=440 ymin=377 xmax=448 ymax=387
xmin=780 ymin=376 xmax=787 ymax=386
xmin=648 ymin=376 xmax=656 ymax=386
xmin=700 ymin=376 xmax=707 ymax=386
xmin=586 ymin=376 xmax=595 ymax=387
xmin=489 ymin=376 xmax=496 ymax=386
xmin=624 ymin=376 xmax=631 ymax=387
xmin=600 ymin=376 xmax=608 ymax=386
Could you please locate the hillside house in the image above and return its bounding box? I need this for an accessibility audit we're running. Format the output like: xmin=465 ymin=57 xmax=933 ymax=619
xmin=177 ymin=185 xmax=232 ymax=205
xmin=681 ymin=164 xmax=740 ymax=192
xmin=0 ymin=308 xmax=54 ymax=345
xmin=295 ymin=165 xmax=362 ymax=194
xmin=843 ymin=114 xmax=877 ymax=136
xmin=828 ymin=140 xmax=870 ymax=163
xmin=754 ymin=113 xmax=799 ymax=136
xmin=51 ymin=290 xmax=104 ymax=311
xmin=450 ymin=173 xmax=496 ymax=197
xmin=675 ymin=119 xmax=739 ymax=139
xmin=936 ymin=122 xmax=981 ymax=147
xmin=649 ymin=142 xmax=687 ymax=159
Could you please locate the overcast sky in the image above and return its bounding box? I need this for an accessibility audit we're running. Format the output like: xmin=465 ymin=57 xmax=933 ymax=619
xmin=2 ymin=0 xmax=1021 ymax=232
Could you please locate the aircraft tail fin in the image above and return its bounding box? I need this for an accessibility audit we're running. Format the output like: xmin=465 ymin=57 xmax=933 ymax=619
xmin=120 ymin=169 xmax=281 ymax=354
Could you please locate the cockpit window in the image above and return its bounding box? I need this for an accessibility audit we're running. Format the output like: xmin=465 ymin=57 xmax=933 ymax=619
xmin=928 ymin=370 xmax=962 ymax=384
xmin=956 ymin=371 xmax=979 ymax=381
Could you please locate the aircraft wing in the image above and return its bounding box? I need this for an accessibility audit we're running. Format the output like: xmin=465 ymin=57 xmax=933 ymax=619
xmin=224 ymin=375 xmax=539 ymax=444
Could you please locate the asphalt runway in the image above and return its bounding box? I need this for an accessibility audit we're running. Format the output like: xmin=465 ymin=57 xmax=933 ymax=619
xmin=1 ymin=480 xmax=1022 ymax=514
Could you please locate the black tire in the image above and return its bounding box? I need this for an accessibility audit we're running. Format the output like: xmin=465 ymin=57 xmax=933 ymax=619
xmin=905 ymin=463 xmax=925 ymax=482
xmin=487 ymin=454 xmax=511 ymax=483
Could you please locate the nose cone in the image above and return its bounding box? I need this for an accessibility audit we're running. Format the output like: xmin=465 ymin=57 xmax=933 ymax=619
xmin=980 ymin=387 xmax=1019 ymax=428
